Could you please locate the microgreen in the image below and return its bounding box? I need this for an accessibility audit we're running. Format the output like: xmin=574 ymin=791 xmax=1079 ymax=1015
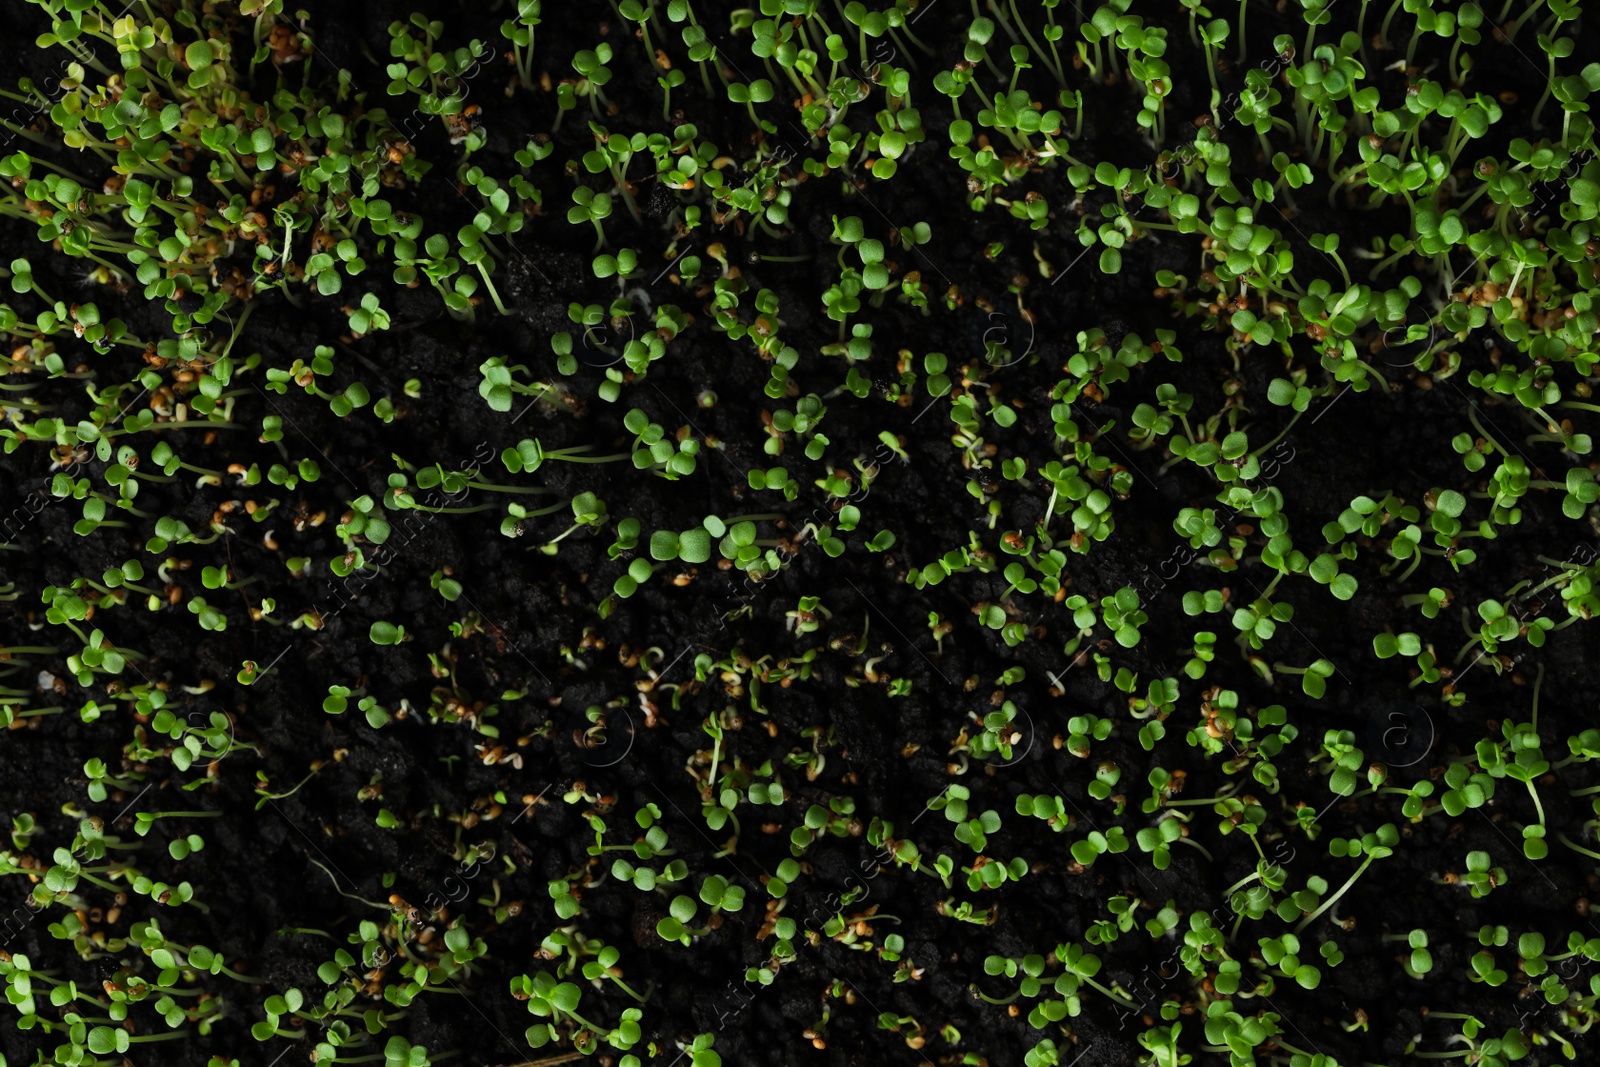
xmin=369 ymin=621 xmax=408 ymax=645
xmin=3 ymin=4 xmax=1600 ymax=1064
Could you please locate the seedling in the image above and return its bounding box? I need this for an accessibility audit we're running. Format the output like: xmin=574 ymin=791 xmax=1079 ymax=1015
xmin=697 ymin=874 xmax=746 ymax=915
xmin=1100 ymin=586 xmax=1147 ymax=647
xmin=654 ymin=894 xmax=705 ymax=945
xmin=321 ymin=686 xmax=394 ymax=730
xmin=1064 ymin=714 xmax=1113 ymax=758
xmin=785 ymin=595 xmax=831 ymax=635
xmin=1257 ymin=932 xmax=1333 ymax=989
xmin=1294 ymin=824 xmax=1398 ymax=933
xmin=765 ymin=857 xmax=802 ymax=898
xmin=580 ymin=945 xmax=652 ymax=1003
xmin=624 ymin=407 xmax=700 ymax=478
xmin=1382 ymin=928 xmax=1434 ymax=977
xmin=1071 ymin=827 xmax=1130 ymax=868
xmin=1455 ymin=849 xmax=1509 ymax=898
xmin=610 ymin=848 xmax=688 ymax=890
xmin=83 ymin=758 xmax=143 ymax=804
xmin=133 ymin=809 xmax=219 ymax=842
xmin=956 ymin=700 xmax=1024 ymax=760
xmin=369 ymin=621 xmax=408 ymax=645
xmin=512 ymin=969 xmax=614 ymax=1049
xmin=430 ymin=569 xmax=463 ymax=601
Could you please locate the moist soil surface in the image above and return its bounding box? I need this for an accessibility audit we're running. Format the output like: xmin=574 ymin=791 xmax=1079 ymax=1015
xmin=3 ymin=3 xmax=1599 ymax=1067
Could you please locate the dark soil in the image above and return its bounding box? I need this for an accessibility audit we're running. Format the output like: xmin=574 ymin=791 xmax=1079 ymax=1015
xmin=3 ymin=3 xmax=1600 ymax=1067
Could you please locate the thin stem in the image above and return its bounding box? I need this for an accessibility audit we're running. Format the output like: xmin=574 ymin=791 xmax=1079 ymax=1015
xmin=607 ymin=975 xmax=652 ymax=1003
xmin=1006 ymin=0 xmax=1063 ymax=83
xmin=1526 ymin=779 xmax=1546 ymax=828
xmin=1466 ymin=405 xmax=1510 ymax=457
xmin=1083 ymin=976 xmax=1139 ymax=1010
xmin=1559 ymin=834 xmax=1600 ymax=862
xmin=1531 ymin=662 xmax=1544 ymax=733
xmin=1295 ymin=851 xmax=1380 ymax=934
xmin=1249 ymin=408 xmax=1305 ymax=460
xmin=307 ymin=857 xmax=393 ymax=911
xmin=212 ymin=962 xmax=265 ymax=984
xmin=1507 ymin=0 xmax=1548 ymax=42
xmin=1161 ymin=793 xmax=1240 ymax=808
xmin=465 ymin=481 xmax=560 ymax=494
xmin=401 ymin=503 xmax=497 ymax=515
xmin=1223 ymin=868 xmax=1262 ymax=898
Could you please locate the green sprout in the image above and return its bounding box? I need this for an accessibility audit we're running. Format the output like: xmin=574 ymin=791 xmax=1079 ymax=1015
xmin=369 ymin=621 xmax=408 ymax=645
